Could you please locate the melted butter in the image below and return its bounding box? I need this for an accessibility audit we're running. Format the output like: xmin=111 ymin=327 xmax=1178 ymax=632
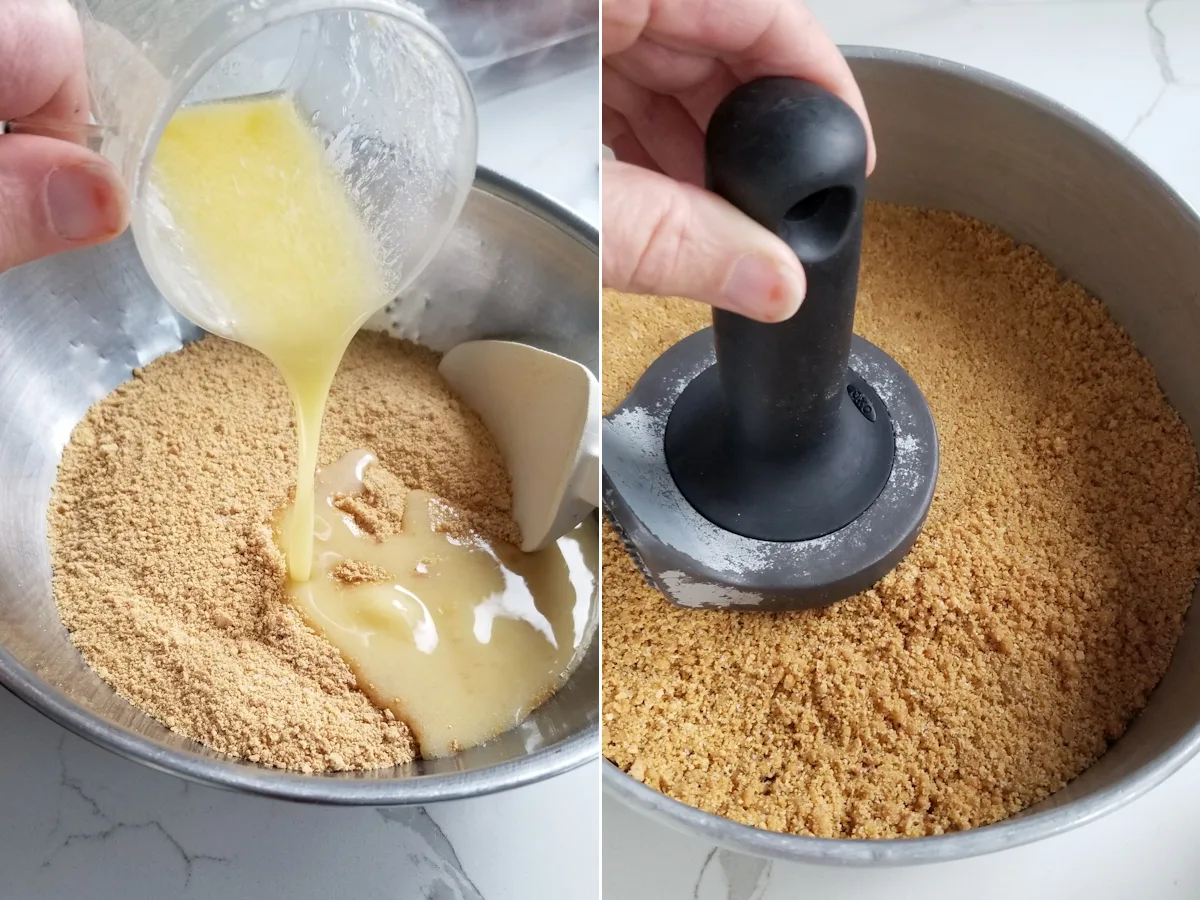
xmin=281 ymin=451 xmax=598 ymax=758
xmin=151 ymin=96 xmax=595 ymax=754
xmin=152 ymin=94 xmax=389 ymax=582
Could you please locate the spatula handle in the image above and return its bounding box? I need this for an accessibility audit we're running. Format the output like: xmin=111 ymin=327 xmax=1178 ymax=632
xmin=576 ymin=451 xmax=599 ymax=509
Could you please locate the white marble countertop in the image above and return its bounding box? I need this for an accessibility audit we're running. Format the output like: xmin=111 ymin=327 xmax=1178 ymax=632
xmin=603 ymin=1 xmax=1200 ymax=897
xmin=479 ymin=65 xmax=600 ymax=227
xmin=0 ymin=64 xmax=600 ymax=900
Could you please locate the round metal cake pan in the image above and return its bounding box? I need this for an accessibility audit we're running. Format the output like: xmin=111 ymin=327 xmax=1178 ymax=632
xmin=605 ymin=46 xmax=1200 ymax=865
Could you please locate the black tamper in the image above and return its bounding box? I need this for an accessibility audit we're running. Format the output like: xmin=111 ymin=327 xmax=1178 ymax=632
xmin=602 ymin=77 xmax=939 ymax=611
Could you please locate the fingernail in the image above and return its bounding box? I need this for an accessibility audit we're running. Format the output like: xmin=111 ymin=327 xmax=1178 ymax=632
xmin=46 ymin=164 xmax=122 ymax=242
xmin=723 ymin=254 xmax=806 ymax=322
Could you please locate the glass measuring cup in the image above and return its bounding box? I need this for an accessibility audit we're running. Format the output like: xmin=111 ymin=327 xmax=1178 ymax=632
xmin=70 ymin=0 xmax=478 ymax=337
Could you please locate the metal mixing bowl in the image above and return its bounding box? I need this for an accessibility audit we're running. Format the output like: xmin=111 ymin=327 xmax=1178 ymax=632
xmin=605 ymin=46 xmax=1200 ymax=864
xmin=0 ymin=168 xmax=598 ymax=804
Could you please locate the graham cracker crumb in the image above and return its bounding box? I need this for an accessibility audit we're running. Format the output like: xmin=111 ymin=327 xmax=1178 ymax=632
xmin=49 ymin=332 xmax=518 ymax=772
xmin=332 ymin=464 xmax=409 ymax=540
xmin=331 ymin=560 xmax=392 ymax=585
xmin=601 ymin=203 xmax=1200 ymax=838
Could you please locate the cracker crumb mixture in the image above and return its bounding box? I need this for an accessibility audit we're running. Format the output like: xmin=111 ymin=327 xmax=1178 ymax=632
xmin=602 ymin=204 xmax=1200 ymax=838
xmin=50 ymin=333 xmax=517 ymax=773
xmin=330 ymin=560 xmax=393 ymax=585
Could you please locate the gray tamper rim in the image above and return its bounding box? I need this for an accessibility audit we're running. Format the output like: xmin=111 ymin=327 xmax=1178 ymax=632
xmin=602 ymin=327 xmax=939 ymax=611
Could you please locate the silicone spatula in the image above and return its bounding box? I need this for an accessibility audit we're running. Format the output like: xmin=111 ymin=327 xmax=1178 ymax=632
xmin=439 ymin=340 xmax=599 ymax=552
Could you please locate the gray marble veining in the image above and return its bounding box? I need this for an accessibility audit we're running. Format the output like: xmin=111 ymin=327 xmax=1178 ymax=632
xmin=692 ymin=850 xmax=773 ymax=900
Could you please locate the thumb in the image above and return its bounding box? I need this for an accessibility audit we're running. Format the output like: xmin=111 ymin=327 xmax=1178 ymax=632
xmin=602 ymin=159 xmax=806 ymax=323
xmin=0 ymin=133 xmax=130 ymax=273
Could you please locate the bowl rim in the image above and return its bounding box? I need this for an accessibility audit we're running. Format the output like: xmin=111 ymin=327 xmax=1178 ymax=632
xmin=0 ymin=165 xmax=600 ymax=806
xmin=602 ymin=44 xmax=1200 ymax=865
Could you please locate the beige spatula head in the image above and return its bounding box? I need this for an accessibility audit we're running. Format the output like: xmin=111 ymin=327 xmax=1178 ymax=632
xmin=438 ymin=340 xmax=599 ymax=552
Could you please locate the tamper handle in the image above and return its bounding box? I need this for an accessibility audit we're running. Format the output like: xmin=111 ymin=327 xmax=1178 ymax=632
xmin=705 ymin=77 xmax=868 ymax=453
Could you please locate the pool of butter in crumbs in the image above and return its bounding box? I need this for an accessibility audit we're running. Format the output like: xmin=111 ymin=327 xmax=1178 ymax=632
xmin=601 ymin=203 xmax=1200 ymax=839
xmin=49 ymin=333 xmax=524 ymax=773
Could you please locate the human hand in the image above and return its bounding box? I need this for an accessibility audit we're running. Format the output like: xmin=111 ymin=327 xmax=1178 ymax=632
xmin=603 ymin=0 xmax=874 ymax=322
xmin=0 ymin=0 xmax=129 ymax=274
